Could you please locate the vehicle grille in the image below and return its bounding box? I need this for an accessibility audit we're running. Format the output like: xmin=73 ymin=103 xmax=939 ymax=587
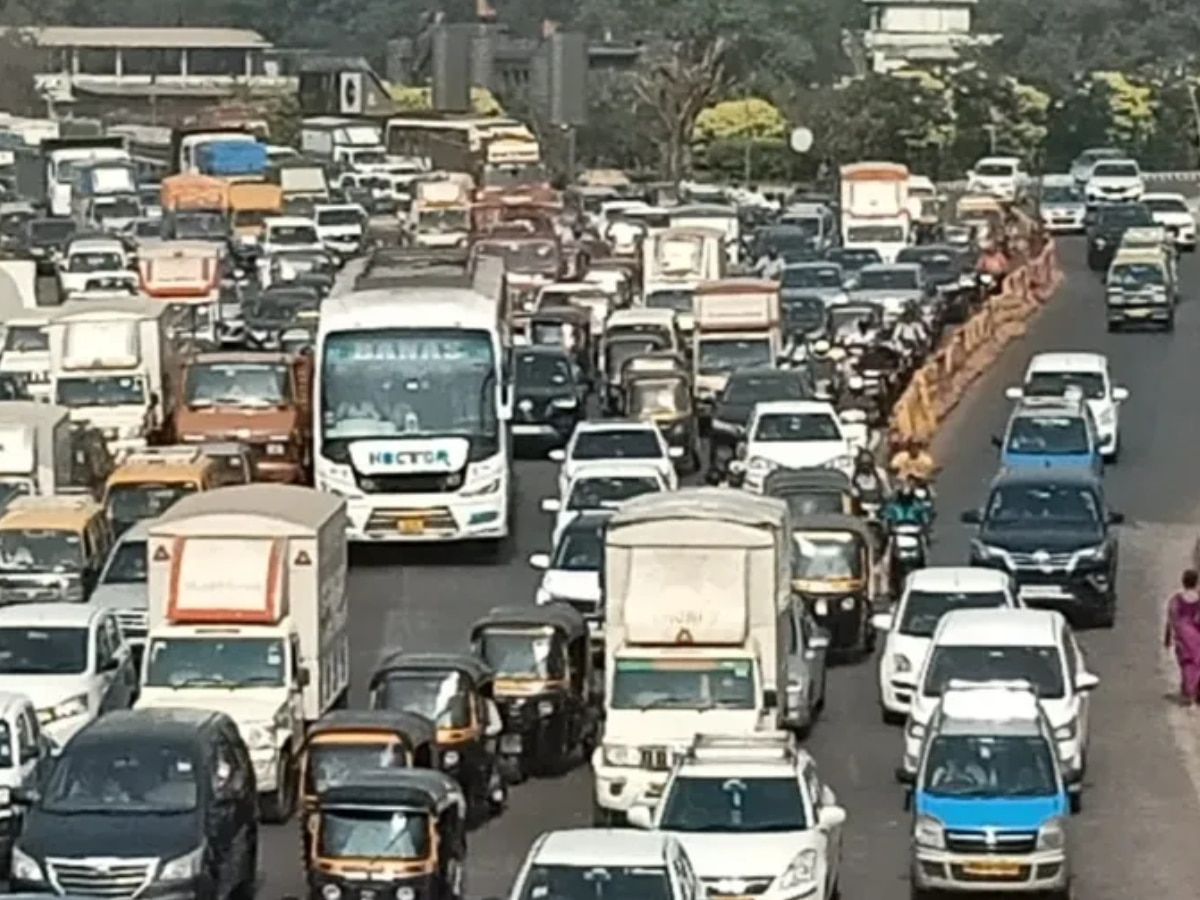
xmin=114 ymin=609 xmax=148 ymax=639
xmin=640 ymin=746 xmax=673 ymax=771
xmin=944 ymin=830 xmax=1038 ymax=855
xmin=364 ymin=507 xmax=457 ymax=536
xmin=1007 ymin=551 xmax=1073 ymax=570
xmin=355 ymin=471 xmax=464 ymax=494
xmin=704 ymin=879 xmax=772 ymax=897
xmin=46 ymin=857 xmax=157 ymax=897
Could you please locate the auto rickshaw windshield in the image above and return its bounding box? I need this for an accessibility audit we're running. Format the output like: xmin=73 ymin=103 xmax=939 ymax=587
xmin=793 ymin=533 xmax=862 ymax=580
xmin=305 ymin=741 xmax=408 ymax=795
xmin=606 ymin=339 xmax=665 ymax=376
xmin=477 ymin=628 xmax=564 ymax=680
xmin=377 ymin=671 xmax=472 ymax=729
xmin=319 ymin=807 xmax=430 ymax=860
xmin=627 ymin=379 xmax=688 ymax=416
xmin=779 ymin=491 xmax=845 ymax=517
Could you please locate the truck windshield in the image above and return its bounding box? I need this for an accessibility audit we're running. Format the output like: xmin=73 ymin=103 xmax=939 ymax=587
xmin=610 ymin=658 xmax=756 ymax=711
xmin=44 ymin=744 xmax=199 ymax=814
xmin=184 ymin=361 xmax=290 ymax=408
xmin=696 ymin=338 xmax=772 ymax=375
xmin=375 ymin=671 xmax=470 ymax=729
xmin=922 ymin=734 xmax=1058 ymax=798
xmin=144 ymin=636 xmax=286 ymax=688
xmin=659 ymin=775 xmax=808 ymax=832
xmin=320 ymin=808 xmax=430 ymax=859
xmin=0 ymin=529 xmax=83 ymax=573
xmin=102 ymin=538 xmax=148 ymax=584
xmin=171 ymin=212 xmax=225 ymax=240
xmin=320 ymin=328 xmax=498 ymax=452
xmin=519 ymin=866 xmax=671 ymax=900
xmin=55 ymin=374 xmax=146 ymax=408
xmin=107 ymin=482 xmax=197 ymax=526
xmin=66 ymin=252 xmax=122 ymax=272
xmin=0 ymin=626 xmax=87 ymax=674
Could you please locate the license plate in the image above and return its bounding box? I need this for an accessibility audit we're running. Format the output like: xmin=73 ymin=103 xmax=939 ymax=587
xmin=398 ymin=517 xmax=425 ymax=535
xmin=1020 ymin=585 xmax=1068 ymax=598
xmin=962 ymin=860 xmax=1022 ymax=876
xmin=501 ymin=735 xmax=522 ymax=753
xmin=1127 ymin=308 xmax=1152 ymax=318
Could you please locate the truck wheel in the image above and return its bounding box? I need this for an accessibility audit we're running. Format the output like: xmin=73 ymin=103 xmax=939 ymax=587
xmin=260 ymin=752 xmax=296 ymax=824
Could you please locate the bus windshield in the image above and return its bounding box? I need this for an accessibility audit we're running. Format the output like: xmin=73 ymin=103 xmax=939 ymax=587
xmin=320 ymin=328 xmax=498 ymax=452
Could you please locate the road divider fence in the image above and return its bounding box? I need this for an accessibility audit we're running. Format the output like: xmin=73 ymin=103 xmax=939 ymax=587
xmin=889 ymin=241 xmax=1062 ymax=445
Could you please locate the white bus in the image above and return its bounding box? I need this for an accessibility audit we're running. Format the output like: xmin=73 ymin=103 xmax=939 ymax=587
xmin=314 ymin=287 xmax=511 ymax=545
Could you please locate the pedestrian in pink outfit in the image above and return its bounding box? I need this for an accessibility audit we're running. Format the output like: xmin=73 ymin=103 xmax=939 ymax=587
xmin=1164 ymin=569 xmax=1200 ymax=705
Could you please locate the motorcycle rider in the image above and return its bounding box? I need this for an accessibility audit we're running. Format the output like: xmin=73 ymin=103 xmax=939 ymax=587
xmin=851 ymin=448 xmax=886 ymax=503
xmin=892 ymin=304 xmax=928 ymax=355
xmin=890 ymin=438 xmax=938 ymax=484
xmin=884 ymin=481 xmax=933 ymax=529
xmin=842 ymin=315 xmax=877 ymax=348
xmin=755 ymin=246 xmax=785 ymax=280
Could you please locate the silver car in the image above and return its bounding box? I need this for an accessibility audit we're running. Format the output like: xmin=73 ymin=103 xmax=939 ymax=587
xmin=780 ymin=261 xmax=848 ymax=305
xmin=1039 ymin=176 xmax=1087 ymax=233
xmin=1070 ymin=147 xmax=1122 ymax=185
xmin=851 ymin=262 xmax=927 ymax=326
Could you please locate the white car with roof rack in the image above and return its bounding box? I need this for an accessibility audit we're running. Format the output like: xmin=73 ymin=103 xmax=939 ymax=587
xmin=627 ymin=732 xmax=845 ymax=900
xmin=731 ymin=400 xmax=866 ymax=493
xmin=549 ymin=420 xmax=681 ymax=498
xmin=540 ymin=462 xmax=668 ymax=546
xmin=898 ymin=608 xmax=1098 ymax=789
xmin=873 ymin=567 xmax=1020 ymax=724
xmin=1006 ymin=352 xmax=1128 ymax=460
xmin=1141 ymin=192 xmax=1196 ymax=250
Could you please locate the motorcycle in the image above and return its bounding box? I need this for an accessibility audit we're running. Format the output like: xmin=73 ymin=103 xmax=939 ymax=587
xmin=889 ymin=521 xmax=929 ymax=595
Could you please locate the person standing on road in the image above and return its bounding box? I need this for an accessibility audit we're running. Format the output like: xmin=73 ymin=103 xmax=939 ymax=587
xmin=1164 ymin=569 xmax=1200 ymax=705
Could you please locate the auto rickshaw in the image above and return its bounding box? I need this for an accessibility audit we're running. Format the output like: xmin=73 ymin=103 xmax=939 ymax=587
xmin=368 ymin=652 xmax=507 ymax=821
xmin=764 ymin=468 xmax=859 ymax=518
xmin=468 ymin=603 xmax=600 ymax=783
xmin=600 ymin=332 xmax=670 ymax=413
xmin=790 ymin=513 xmax=885 ymax=661
xmin=624 ymin=367 xmax=699 ymax=471
xmin=527 ymin=306 xmax=594 ymax=379
xmin=304 ymin=769 xmax=467 ymax=900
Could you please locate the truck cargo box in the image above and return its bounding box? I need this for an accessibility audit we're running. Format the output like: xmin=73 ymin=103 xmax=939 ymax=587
xmin=694 ymin=280 xmax=780 ymax=330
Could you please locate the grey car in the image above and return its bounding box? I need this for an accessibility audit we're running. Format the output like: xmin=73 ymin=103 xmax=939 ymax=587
xmin=851 ymin=262 xmax=928 ymax=326
xmin=1040 ymin=176 xmax=1087 ymax=232
xmin=88 ymin=520 xmax=151 ymax=660
xmin=780 ymin=261 xmax=849 ymax=305
xmin=1070 ymin=147 xmax=1123 ymax=185
xmin=786 ymin=599 xmax=831 ymax=734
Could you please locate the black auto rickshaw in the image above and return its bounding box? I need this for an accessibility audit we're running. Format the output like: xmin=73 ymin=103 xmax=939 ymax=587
xmin=468 ymin=603 xmax=600 ymax=783
xmin=304 ymin=769 xmax=467 ymax=900
xmin=528 ymin=306 xmax=594 ymax=380
xmin=368 ymin=652 xmax=507 ymax=821
xmin=600 ymin=332 xmax=669 ymax=414
xmin=790 ymin=513 xmax=884 ymax=661
xmin=764 ymin=467 xmax=859 ymax=518
xmin=623 ymin=365 xmax=699 ymax=471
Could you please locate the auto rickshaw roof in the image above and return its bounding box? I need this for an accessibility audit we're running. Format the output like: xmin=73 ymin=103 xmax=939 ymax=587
xmin=764 ymin=467 xmax=854 ymax=494
xmin=304 ymin=709 xmax=437 ymax=747
xmin=371 ymin=652 xmax=494 ymax=687
xmin=317 ymin=767 xmax=464 ymax=810
xmin=791 ymin=512 xmax=873 ymax=541
xmin=470 ymin=603 xmax=588 ymax=641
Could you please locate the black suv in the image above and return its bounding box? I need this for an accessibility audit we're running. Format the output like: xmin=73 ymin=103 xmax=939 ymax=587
xmin=708 ymin=366 xmax=815 ymax=480
xmin=12 ymin=708 xmax=258 ymax=900
xmin=1085 ymin=202 xmax=1153 ymax=271
xmin=510 ymin=345 xmax=585 ymax=448
xmin=961 ymin=468 xmax=1122 ymax=627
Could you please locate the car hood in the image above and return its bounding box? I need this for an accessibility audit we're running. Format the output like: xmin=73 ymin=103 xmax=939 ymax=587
xmin=90 ymin=582 xmax=149 ymax=611
xmin=915 ymin=794 xmax=1065 ymax=830
xmin=668 ymin=831 xmax=819 ymax=880
xmin=0 ymin=674 xmax=90 ymax=711
xmin=976 ymin=526 xmax=1105 ymax=553
xmin=541 ymin=569 xmax=601 ymax=604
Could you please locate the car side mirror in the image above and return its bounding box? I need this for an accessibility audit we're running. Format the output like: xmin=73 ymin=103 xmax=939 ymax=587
xmin=548 ymin=448 xmax=566 ymax=462
xmin=871 ymin=611 xmax=895 ymax=631
xmin=627 ymin=805 xmax=654 ymax=829
xmin=1004 ymin=386 xmax=1023 ymax=400
xmin=818 ymin=805 xmax=847 ymax=829
xmin=990 ymin=434 xmax=1003 ymax=448
xmin=960 ymin=509 xmax=982 ymax=524
xmin=1076 ymin=671 xmax=1100 ymax=692
xmin=1107 ymin=511 xmax=1125 ymax=525
xmin=12 ymin=786 xmax=38 ymax=806
xmin=895 ymin=766 xmax=916 ymax=785
xmin=148 ymin=392 xmax=160 ymax=408
xmin=540 ymin=498 xmax=561 ymax=513
xmin=528 ymin=553 xmax=551 ymax=570
xmin=297 ymin=667 xmax=311 ymax=688
xmin=1112 ymin=386 xmax=1129 ymax=402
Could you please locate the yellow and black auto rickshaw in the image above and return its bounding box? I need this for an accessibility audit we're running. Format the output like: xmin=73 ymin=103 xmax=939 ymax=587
xmin=527 ymin=305 xmax=594 ymax=381
xmin=622 ymin=359 xmax=699 ymax=472
xmin=368 ymin=652 xmax=507 ymax=822
xmin=304 ymin=768 xmax=467 ymax=900
xmin=790 ymin=513 xmax=884 ymax=660
xmin=468 ymin=603 xmax=600 ymax=783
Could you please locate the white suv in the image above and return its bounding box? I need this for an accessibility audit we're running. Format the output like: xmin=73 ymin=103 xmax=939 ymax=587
xmin=966 ymin=156 xmax=1028 ymax=201
xmin=874 ymin=567 xmax=1019 ymax=723
xmin=732 ymin=400 xmax=865 ymax=492
xmin=1006 ymin=351 xmax=1128 ymax=460
xmin=899 ymin=608 xmax=1098 ymax=787
xmin=1085 ymin=158 xmax=1144 ymax=203
xmin=628 ymin=733 xmax=845 ymax=900
xmin=550 ymin=420 xmax=681 ymax=497
xmin=1142 ymin=192 xmax=1197 ymax=250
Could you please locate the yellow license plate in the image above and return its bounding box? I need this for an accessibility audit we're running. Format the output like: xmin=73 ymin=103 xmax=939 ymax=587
xmin=1127 ymin=308 xmax=1152 ymax=317
xmin=398 ymin=518 xmax=425 ymax=535
xmin=962 ymin=860 xmax=1021 ymax=876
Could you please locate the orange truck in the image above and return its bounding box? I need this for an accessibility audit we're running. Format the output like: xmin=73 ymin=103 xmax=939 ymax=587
xmin=228 ymin=182 xmax=283 ymax=244
xmin=160 ymin=174 xmax=229 ymax=213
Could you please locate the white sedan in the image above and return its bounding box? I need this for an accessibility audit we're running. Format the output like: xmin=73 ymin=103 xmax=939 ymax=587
xmin=529 ymin=511 xmax=610 ymax=634
xmin=732 ymin=400 xmax=865 ymax=492
xmin=549 ymin=419 xmax=681 ymax=497
xmin=1143 ymin=192 xmax=1196 ymax=250
xmin=541 ymin=463 xmax=668 ymax=546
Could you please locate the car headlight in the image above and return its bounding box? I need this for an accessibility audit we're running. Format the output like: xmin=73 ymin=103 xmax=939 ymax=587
xmin=1071 ymin=544 xmax=1107 ymax=564
xmin=1053 ymin=721 xmax=1077 ymax=741
xmin=159 ymin=846 xmax=204 ymax=881
xmin=775 ymin=849 xmax=818 ymax=891
xmin=747 ymin=456 xmax=775 ymax=473
xmin=538 ymin=700 xmax=554 ymax=717
xmin=12 ymin=847 xmax=43 ymax=881
xmin=443 ymin=750 xmax=460 ymax=767
xmin=1037 ymin=816 xmax=1066 ymax=851
xmin=461 ymin=477 xmax=501 ymax=497
xmin=322 ymin=885 xmax=342 ymax=900
xmin=535 ymin=587 xmax=552 ymax=604
xmin=603 ymin=745 xmax=639 ymax=767
xmin=1097 ymin=408 xmax=1115 ymax=426
xmin=40 ymin=693 xmax=87 ymax=724
xmin=914 ymin=815 xmax=945 ymax=849
xmin=245 ymin=723 xmax=275 ymax=751
xmin=892 ymin=653 xmax=912 ymax=674
xmin=840 ymin=596 xmax=856 ymax=611
xmin=970 ymin=540 xmax=1007 ymax=564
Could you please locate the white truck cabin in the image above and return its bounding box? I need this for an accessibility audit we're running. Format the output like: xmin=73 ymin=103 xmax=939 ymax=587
xmin=0 ymin=402 xmax=74 ymax=506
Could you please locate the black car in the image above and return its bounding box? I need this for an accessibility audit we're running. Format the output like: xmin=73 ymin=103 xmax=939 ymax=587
xmin=511 ymin=346 xmax=585 ymax=448
xmin=12 ymin=708 xmax=258 ymax=900
xmin=22 ymin=218 xmax=76 ymax=275
xmin=961 ymin=468 xmax=1123 ymax=627
xmin=895 ymin=244 xmax=978 ymax=323
xmin=1085 ymin=202 xmax=1154 ymax=271
xmin=707 ymin=367 xmax=815 ymax=479
xmin=825 ymin=246 xmax=883 ymax=286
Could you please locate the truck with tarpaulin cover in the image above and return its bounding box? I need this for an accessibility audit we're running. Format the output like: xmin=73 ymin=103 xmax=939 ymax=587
xmin=840 ymin=162 xmax=912 ymax=263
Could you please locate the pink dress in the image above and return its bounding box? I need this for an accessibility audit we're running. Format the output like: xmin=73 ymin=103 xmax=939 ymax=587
xmin=1166 ymin=591 xmax=1200 ymax=699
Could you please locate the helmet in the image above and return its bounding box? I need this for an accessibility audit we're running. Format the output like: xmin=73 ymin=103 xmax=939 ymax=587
xmin=811 ymin=338 xmax=831 ymax=355
xmin=855 ymin=447 xmax=874 ymax=468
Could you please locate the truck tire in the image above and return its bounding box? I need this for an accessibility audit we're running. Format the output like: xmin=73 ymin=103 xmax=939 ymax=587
xmin=260 ymin=751 xmax=296 ymax=824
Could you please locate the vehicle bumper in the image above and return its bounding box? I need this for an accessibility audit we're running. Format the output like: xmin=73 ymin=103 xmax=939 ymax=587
xmin=1107 ymin=304 xmax=1173 ymax=326
xmin=801 ymin=594 xmax=868 ymax=650
xmin=912 ymin=850 xmax=1069 ymax=893
xmin=973 ymin=559 xmax=1114 ymax=617
xmin=344 ymin=493 xmax=510 ymax=543
xmin=879 ymin=675 xmax=916 ymax=716
xmin=1042 ymin=219 xmax=1084 ymax=233
xmin=41 ymin=713 xmax=92 ymax=747
xmin=592 ymin=759 xmax=668 ymax=815
xmin=254 ymin=459 xmax=306 ymax=483
xmin=14 ymin=880 xmax=206 ymax=900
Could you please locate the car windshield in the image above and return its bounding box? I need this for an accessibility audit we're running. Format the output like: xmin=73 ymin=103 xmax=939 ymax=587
xmin=645 ymin=290 xmax=694 ymax=313
xmin=899 ymin=252 xmax=957 ymax=275
xmin=66 ymin=251 xmax=122 ymax=272
xmin=659 ymin=776 xmax=808 ymax=832
xmin=571 ymin=430 xmax=661 ymax=462
xmin=923 ymin=734 xmax=1058 ymax=798
xmin=777 ymin=491 xmax=844 ymax=517
xmin=724 ymin=374 xmax=806 ymax=404
xmin=29 ymin=220 xmax=74 ymax=243
xmin=375 ymin=671 xmax=470 ymax=729
xmin=611 ymin=657 xmax=756 ymax=710
xmin=44 ymin=744 xmax=199 ymax=813
xmin=782 ymin=297 xmax=827 ymax=333
xmin=0 ymin=529 xmax=83 ymax=573
xmin=107 ymin=482 xmax=197 ymax=526
xmin=1024 ymin=371 xmax=1105 ymax=400
xmin=1092 ymin=162 xmax=1138 ymax=178
xmin=184 ymin=361 xmax=290 ymax=408
xmin=269 ymin=225 xmax=318 ymax=245
xmin=900 ymin=591 xmax=1010 ymax=637
xmin=0 ymin=626 xmax=87 ymax=674
xmin=143 ymin=636 xmax=286 ymax=688
xmin=754 ymin=412 xmax=841 ymax=441
xmin=1042 ymin=185 xmax=1082 ymax=203
xmin=568 ymin=476 xmax=660 ymax=511
xmin=515 ymin=352 xmax=572 ymax=387
xmin=1098 ymin=205 xmax=1152 ymax=227
xmin=793 ymin=533 xmax=861 ymax=579
xmin=551 ymin=523 xmax=604 ymax=572
xmin=777 ymin=216 xmax=821 ymax=237
xmin=519 ymin=866 xmax=672 ymax=900
xmin=477 ymin=630 xmax=563 ymax=680
xmin=975 ymin=162 xmax=1016 ymax=176
xmin=782 ymin=266 xmax=841 ymax=289
xmin=923 ymin=645 xmax=1066 ymax=698
xmin=55 ymin=375 xmax=146 ymax=408
xmin=319 ymin=808 xmax=430 ymax=859
xmin=858 ymin=268 xmax=919 ymax=290
xmin=3 ymin=326 xmax=47 ymax=352
xmin=696 ymin=338 xmax=773 ymax=375
xmin=1109 ymin=263 xmax=1164 ymax=287
xmin=317 ymin=209 xmax=361 ymax=227
xmin=985 ymin=484 xmax=1101 ymax=525
xmin=1006 ymin=415 xmax=1090 ymax=455
xmin=1144 ymin=196 xmax=1190 ymax=214
xmin=101 ymin=539 xmax=148 ymax=585
xmin=305 ymin=742 xmax=410 ymax=795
